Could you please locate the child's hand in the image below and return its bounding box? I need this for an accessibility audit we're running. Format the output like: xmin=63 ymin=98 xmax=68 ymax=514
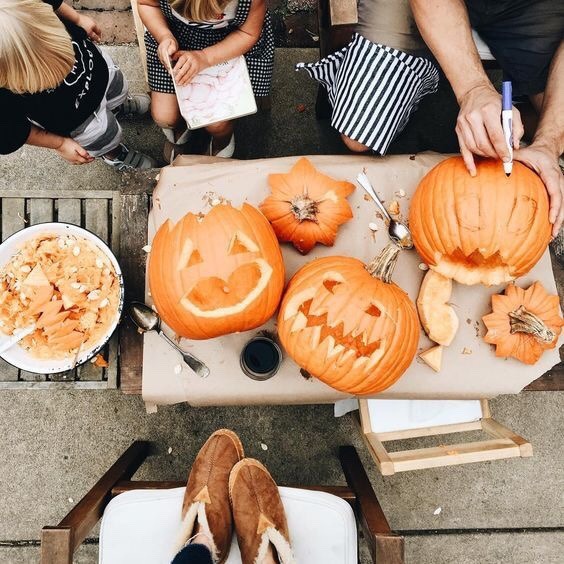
xmin=76 ymin=13 xmax=102 ymax=42
xmin=158 ymin=36 xmax=179 ymax=69
xmin=56 ymin=138 xmax=94 ymax=165
xmin=171 ymin=50 xmax=211 ymax=86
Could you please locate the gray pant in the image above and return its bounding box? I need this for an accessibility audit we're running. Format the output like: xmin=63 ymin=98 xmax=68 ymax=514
xmin=70 ymin=50 xmax=129 ymax=157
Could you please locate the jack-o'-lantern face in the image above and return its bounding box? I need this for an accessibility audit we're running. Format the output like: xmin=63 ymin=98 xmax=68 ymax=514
xmin=409 ymin=157 xmax=551 ymax=286
xmin=277 ymin=255 xmax=419 ymax=395
xmin=149 ymin=202 xmax=285 ymax=340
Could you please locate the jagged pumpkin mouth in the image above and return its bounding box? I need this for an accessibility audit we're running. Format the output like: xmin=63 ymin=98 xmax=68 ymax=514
xmin=291 ymin=297 xmax=382 ymax=360
xmin=443 ymin=248 xmax=508 ymax=269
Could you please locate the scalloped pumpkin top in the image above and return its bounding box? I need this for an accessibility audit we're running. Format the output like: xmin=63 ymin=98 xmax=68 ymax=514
xmin=259 ymin=157 xmax=355 ymax=254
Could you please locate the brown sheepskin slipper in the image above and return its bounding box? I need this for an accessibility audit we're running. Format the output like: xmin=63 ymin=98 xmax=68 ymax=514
xmin=229 ymin=458 xmax=295 ymax=564
xmin=174 ymin=429 xmax=244 ymax=563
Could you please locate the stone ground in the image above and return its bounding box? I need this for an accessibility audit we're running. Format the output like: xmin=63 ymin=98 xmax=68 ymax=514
xmin=0 ymin=43 xmax=563 ymax=564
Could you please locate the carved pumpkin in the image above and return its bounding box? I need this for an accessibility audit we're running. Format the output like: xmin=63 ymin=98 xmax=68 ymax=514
xmin=277 ymin=244 xmax=419 ymax=395
xmin=409 ymin=157 xmax=551 ymax=286
xmin=259 ymin=157 xmax=355 ymax=254
xmin=482 ymin=281 xmax=563 ymax=365
xmin=417 ymin=270 xmax=459 ymax=346
xmin=148 ymin=202 xmax=285 ymax=339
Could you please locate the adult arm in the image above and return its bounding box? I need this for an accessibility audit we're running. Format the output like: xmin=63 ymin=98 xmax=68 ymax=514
xmin=54 ymin=1 xmax=101 ymax=41
xmin=409 ymin=0 xmax=524 ymax=174
xmin=172 ymin=0 xmax=266 ymax=85
xmin=514 ymin=42 xmax=564 ymax=237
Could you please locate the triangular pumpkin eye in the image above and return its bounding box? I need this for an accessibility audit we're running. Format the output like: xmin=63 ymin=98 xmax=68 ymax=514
xmin=187 ymin=249 xmax=203 ymax=267
xmin=365 ymin=304 xmax=381 ymax=317
xmin=228 ymin=231 xmax=259 ymax=255
xmin=323 ymin=279 xmax=343 ymax=293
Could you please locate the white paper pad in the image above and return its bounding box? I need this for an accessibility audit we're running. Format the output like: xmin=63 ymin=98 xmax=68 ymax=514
xmin=366 ymin=399 xmax=483 ymax=434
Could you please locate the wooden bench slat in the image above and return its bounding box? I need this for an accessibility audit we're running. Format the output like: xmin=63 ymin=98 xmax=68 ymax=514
xmin=29 ymin=198 xmax=54 ymax=225
xmin=84 ymin=199 xmax=109 ymax=243
xmin=57 ymin=199 xmax=82 ymax=226
xmin=1 ymin=198 xmax=26 ymax=241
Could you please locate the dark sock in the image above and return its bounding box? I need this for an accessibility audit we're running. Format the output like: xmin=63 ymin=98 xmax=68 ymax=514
xmin=171 ymin=542 xmax=213 ymax=564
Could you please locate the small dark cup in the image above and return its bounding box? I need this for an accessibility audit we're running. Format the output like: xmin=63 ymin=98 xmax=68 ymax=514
xmin=240 ymin=336 xmax=282 ymax=381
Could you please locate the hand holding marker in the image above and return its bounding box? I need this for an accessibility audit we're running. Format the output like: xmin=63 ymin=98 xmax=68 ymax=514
xmin=501 ymin=81 xmax=513 ymax=177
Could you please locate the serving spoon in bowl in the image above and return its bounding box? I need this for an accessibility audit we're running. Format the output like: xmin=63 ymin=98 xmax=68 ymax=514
xmin=129 ymin=302 xmax=210 ymax=378
xmin=0 ymin=324 xmax=36 ymax=355
xmin=357 ymin=172 xmax=413 ymax=250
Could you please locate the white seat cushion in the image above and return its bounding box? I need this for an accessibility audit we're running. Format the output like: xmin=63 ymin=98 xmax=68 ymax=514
xmin=472 ymin=29 xmax=495 ymax=61
xmin=99 ymin=486 xmax=357 ymax=564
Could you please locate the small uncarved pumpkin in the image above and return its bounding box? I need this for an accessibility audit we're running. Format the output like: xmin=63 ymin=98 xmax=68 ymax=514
xmin=277 ymin=244 xmax=419 ymax=395
xmin=148 ymin=202 xmax=285 ymax=339
xmin=259 ymin=157 xmax=355 ymax=254
xmin=482 ymin=282 xmax=563 ymax=364
xmin=417 ymin=270 xmax=459 ymax=346
xmin=409 ymin=157 xmax=551 ymax=286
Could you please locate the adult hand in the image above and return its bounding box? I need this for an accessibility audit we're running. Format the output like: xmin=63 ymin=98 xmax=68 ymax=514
xmin=56 ymin=138 xmax=94 ymax=165
xmin=456 ymin=84 xmax=525 ymax=176
xmin=514 ymin=142 xmax=564 ymax=238
xmin=171 ymin=50 xmax=210 ymax=86
xmin=157 ymin=36 xmax=179 ymax=69
xmin=76 ymin=13 xmax=102 ymax=42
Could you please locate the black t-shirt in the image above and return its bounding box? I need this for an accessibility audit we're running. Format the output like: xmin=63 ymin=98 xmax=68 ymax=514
xmin=0 ymin=0 xmax=109 ymax=154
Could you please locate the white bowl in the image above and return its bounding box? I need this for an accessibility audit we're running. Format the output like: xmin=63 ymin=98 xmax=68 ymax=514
xmin=0 ymin=223 xmax=124 ymax=374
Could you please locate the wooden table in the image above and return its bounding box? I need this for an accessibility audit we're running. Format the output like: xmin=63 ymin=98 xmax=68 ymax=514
xmin=116 ymin=171 xmax=564 ymax=396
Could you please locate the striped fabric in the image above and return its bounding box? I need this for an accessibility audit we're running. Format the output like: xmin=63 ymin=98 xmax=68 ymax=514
xmin=297 ymin=34 xmax=440 ymax=154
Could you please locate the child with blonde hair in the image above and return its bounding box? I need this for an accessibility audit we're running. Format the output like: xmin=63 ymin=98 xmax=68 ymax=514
xmin=138 ymin=0 xmax=274 ymax=160
xmin=0 ymin=0 xmax=155 ymax=170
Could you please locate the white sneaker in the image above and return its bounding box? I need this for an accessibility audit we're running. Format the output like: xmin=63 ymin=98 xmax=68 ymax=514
xmin=117 ymin=94 xmax=151 ymax=118
xmin=102 ymin=144 xmax=156 ymax=170
xmin=209 ymin=134 xmax=235 ymax=158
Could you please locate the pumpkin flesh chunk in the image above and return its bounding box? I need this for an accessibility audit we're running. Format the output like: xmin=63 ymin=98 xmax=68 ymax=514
xmin=419 ymin=345 xmax=443 ymax=372
xmin=417 ymin=270 xmax=459 ymax=346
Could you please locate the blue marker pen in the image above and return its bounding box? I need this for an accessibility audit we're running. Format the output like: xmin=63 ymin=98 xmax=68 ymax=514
xmin=502 ymin=81 xmax=513 ymax=177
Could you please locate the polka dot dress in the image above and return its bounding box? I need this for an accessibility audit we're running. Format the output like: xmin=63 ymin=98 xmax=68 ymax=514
xmin=145 ymin=0 xmax=274 ymax=97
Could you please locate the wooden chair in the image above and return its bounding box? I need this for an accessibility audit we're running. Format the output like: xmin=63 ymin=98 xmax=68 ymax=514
xmin=41 ymin=441 xmax=405 ymax=564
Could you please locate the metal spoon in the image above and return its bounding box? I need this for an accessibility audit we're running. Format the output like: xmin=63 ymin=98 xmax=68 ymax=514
xmin=129 ymin=302 xmax=210 ymax=378
xmin=357 ymin=172 xmax=413 ymax=249
xmin=0 ymin=324 xmax=36 ymax=355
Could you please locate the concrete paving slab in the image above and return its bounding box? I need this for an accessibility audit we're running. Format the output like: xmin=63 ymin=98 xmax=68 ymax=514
xmin=404 ymin=531 xmax=564 ymax=564
xmin=0 ymin=45 xmax=562 ymax=564
xmin=0 ymin=391 xmax=562 ymax=541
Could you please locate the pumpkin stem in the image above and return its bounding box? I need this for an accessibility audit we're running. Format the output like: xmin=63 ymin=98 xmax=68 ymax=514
xmin=290 ymin=192 xmax=319 ymax=222
xmin=366 ymin=243 xmax=400 ymax=283
xmin=508 ymin=305 xmax=555 ymax=344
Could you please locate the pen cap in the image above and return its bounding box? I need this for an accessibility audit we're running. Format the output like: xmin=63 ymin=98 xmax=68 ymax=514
xmin=502 ymin=81 xmax=512 ymax=111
